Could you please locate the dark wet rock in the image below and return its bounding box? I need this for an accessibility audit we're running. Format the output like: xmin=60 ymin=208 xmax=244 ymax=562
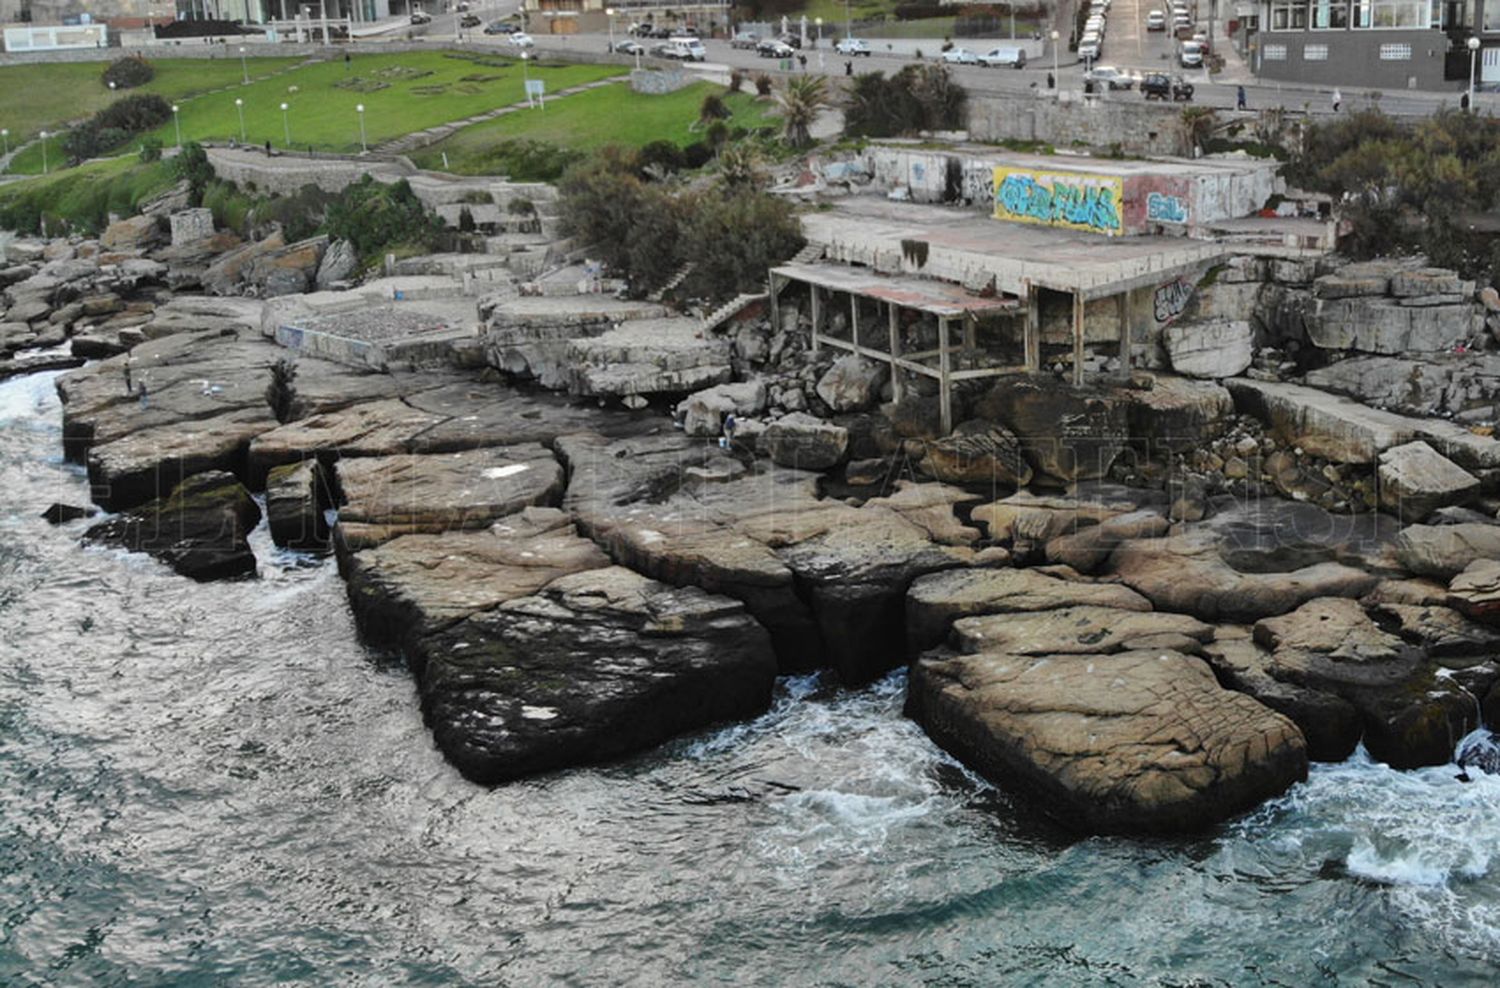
xmin=87 ymin=406 xmax=277 ymax=512
xmin=1123 ymin=376 xmax=1234 ymax=452
xmin=83 ymin=470 xmax=260 ymax=581
xmin=918 ymin=420 xmax=1032 ymax=488
xmin=760 ymin=412 xmax=849 ymax=470
xmin=907 ymin=648 xmax=1308 ymax=834
xmin=412 ymin=565 xmax=777 ymax=784
xmin=40 ymin=502 xmax=96 ymax=525
xmin=973 ymin=379 xmax=1129 ymax=483
xmin=265 ymin=460 xmax=332 ymax=551
xmin=906 ymin=567 xmax=1151 ymax=654
xmin=1370 ymin=602 xmax=1500 ymax=662
xmin=344 ymin=507 xmax=611 ymax=649
xmin=332 ymin=444 xmax=564 ymax=551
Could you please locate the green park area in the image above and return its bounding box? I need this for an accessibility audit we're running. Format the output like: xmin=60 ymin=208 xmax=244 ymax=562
xmin=411 ymin=81 xmax=781 ymax=177
xmin=2 ymin=50 xmax=622 ymax=174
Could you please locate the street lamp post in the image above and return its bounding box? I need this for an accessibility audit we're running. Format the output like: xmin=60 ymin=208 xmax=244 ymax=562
xmin=2 ymin=129 xmax=8 ymax=157
xmin=606 ymin=7 xmax=615 ymax=52
xmin=239 ymin=45 xmax=248 ymax=85
xmin=845 ymin=0 xmax=851 ymax=41
xmin=235 ymin=97 xmax=246 ymax=143
xmin=108 ymin=80 xmax=116 ymax=94
xmin=281 ymin=102 xmax=291 ymax=145
xmin=171 ymin=105 xmax=180 ymax=147
xmin=1469 ymin=36 xmax=1482 ymax=112
xmin=39 ymin=131 xmax=48 ymax=175
xmin=356 ymin=103 xmax=367 ymax=153
xmin=1050 ymin=29 xmax=1059 ymax=92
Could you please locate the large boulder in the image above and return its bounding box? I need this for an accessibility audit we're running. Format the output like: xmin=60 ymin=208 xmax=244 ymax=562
xmin=482 ymin=297 xmax=670 ymax=390
xmin=201 ymin=230 xmax=287 ymax=296
xmin=907 ymin=649 xmax=1308 ymax=834
xmin=314 ymin=237 xmax=358 ymax=290
xmin=168 ymin=208 xmax=215 ymax=246
xmin=265 ymin=459 xmax=330 ymax=551
xmin=682 ymin=380 xmax=767 ymax=438
xmin=1226 ymin=378 xmax=1417 ymax=464
xmin=248 ymin=235 xmax=327 ymax=298
xmin=413 ymin=565 xmax=778 ymax=784
xmin=760 ymin=412 xmax=849 ymax=470
xmin=1377 ymin=441 xmax=1478 ymax=522
xmin=100 ymin=214 xmax=165 ymax=252
xmin=1448 ymin=559 xmax=1500 ymax=625
xmin=1164 ymin=319 xmax=1253 ymax=379
xmin=815 ymin=354 xmax=886 ymax=412
xmin=1393 ymin=523 xmax=1500 ymax=580
xmin=1203 ymin=635 xmax=1363 ymax=762
xmin=905 ymin=566 xmax=1152 ymax=653
xmin=83 ymin=470 xmax=260 ymax=581
xmin=333 ymin=444 xmax=565 ymax=551
xmin=973 ymin=379 xmax=1129 ymax=483
xmin=919 ymin=419 xmax=1032 ymax=488
xmin=1306 ymin=295 xmax=1476 ymax=355
xmin=567 ymin=317 xmax=732 ymax=399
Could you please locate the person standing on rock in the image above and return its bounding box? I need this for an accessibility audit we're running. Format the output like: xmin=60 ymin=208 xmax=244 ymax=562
xmin=722 ymin=413 xmax=737 ymax=450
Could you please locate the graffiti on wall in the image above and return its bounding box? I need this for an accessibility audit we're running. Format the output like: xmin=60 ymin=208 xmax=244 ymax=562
xmin=992 ymin=167 xmax=1124 ymax=235
xmin=1146 ymin=192 xmax=1190 ymax=225
xmin=1153 ymin=278 xmax=1194 ymax=326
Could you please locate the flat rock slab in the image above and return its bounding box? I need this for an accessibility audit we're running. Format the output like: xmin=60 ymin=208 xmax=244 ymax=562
xmin=265 ymin=460 xmax=331 ymax=551
xmin=334 ymin=444 xmax=564 ymax=551
xmin=483 ymin=297 xmax=669 ymax=390
xmin=972 ymin=488 xmax=1147 ymax=544
xmin=907 ymin=649 xmax=1308 ymax=834
xmin=952 ymin=605 xmax=1214 ymax=656
xmin=1253 ymin=597 xmax=1416 ymax=689
xmin=906 ymin=567 xmax=1152 ymax=654
xmin=413 ymin=565 xmax=778 ymax=784
xmin=1377 ymin=441 xmax=1478 ymax=522
xmin=1394 ymin=523 xmax=1500 ymax=580
xmin=1448 ymin=559 xmax=1500 ymax=625
xmin=1226 ymin=378 xmax=1420 ymax=464
xmin=1203 ymin=636 xmax=1363 ymax=762
xmin=568 ymin=317 xmax=733 ymax=398
xmin=87 ymin=407 xmax=278 ymax=512
xmin=344 ymin=507 xmax=611 ymax=647
xmin=84 ymin=470 xmax=260 ymax=581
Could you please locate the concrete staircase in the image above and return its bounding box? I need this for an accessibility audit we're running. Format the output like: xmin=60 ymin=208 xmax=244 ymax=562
xmin=700 ymin=292 xmax=768 ymax=334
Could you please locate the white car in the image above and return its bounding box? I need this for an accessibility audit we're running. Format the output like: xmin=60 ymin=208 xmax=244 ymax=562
xmin=1084 ymin=65 xmax=1137 ymax=89
xmin=507 ymin=32 xmax=535 ymax=48
xmin=835 ymin=38 xmax=871 ymax=56
xmin=1173 ymin=13 xmax=1193 ymax=30
xmin=1078 ymin=38 xmax=1102 ymax=61
xmin=942 ymin=47 xmax=978 ymax=64
xmin=1085 ymin=16 xmax=1106 ymax=34
xmin=1179 ymin=40 xmax=1204 ymax=67
xmin=1146 ymin=9 xmax=1167 ymax=29
xmin=978 ymin=46 xmax=1027 ymax=68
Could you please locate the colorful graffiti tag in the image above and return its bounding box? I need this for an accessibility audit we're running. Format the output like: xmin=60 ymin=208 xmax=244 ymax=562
xmin=1153 ymin=278 xmax=1194 ymax=326
xmin=1146 ymin=192 xmax=1190 ymax=225
xmin=992 ymin=168 xmax=1124 ymax=235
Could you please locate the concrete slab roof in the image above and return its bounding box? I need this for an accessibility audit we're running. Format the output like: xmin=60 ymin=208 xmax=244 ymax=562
xmin=772 ymin=261 xmax=1021 ymax=317
xmin=865 ymin=141 xmax=1280 ymax=180
xmin=805 ymin=198 xmax=1229 ymax=300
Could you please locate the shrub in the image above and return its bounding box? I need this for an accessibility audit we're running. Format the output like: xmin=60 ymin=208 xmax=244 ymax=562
xmin=138 ymin=137 xmax=163 ymax=163
xmin=325 ymin=175 xmax=441 ymax=263
xmin=680 ymin=188 xmax=804 ymax=303
xmin=699 ymin=92 xmax=732 ymax=127
xmin=457 ymin=205 xmax=476 ymax=232
xmin=172 ymin=141 xmax=215 ymax=204
xmin=557 ymin=149 xmax=683 ymax=294
xmin=637 ymin=139 xmax=685 ymax=177
xmin=755 ymin=73 xmax=773 ymax=97
xmin=682 ymin=142 xmax=714 ymax=169
xmin=265 ymin=357 xmax=303 ymax=425
xmin=728 ymin=70 xmax=745 ymax=95
xmin=843 ymin=65 xmax=966 ymax=139
xmin=102 ymin=55 xmax=154 ymax=90
xmin=62 ymin=94 xmax=173 ymax=165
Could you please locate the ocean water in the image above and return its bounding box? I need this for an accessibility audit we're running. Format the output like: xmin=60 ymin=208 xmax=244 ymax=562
xmin=2 ymin=368 xmax=1499 ymax=986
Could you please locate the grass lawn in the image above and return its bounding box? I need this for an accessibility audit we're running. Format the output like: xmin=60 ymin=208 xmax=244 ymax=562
xmin=4 ymin=50 xmax=623 ymax=174
xmin=0 ymin=56 xmax=302 ymax=157
xmin=0 ymin=156 xmax=179 ymax=235
xmin=411 ymin=81 xmax=781 ymax=176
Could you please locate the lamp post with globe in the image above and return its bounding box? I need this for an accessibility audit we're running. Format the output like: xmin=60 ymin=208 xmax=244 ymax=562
xmin=1469 ymin=36 xmax=1482 ymax=112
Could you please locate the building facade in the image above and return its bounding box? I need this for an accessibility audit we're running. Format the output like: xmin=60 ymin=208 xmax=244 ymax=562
xmin=1247 ymin=0 xmax=1500 ymax=89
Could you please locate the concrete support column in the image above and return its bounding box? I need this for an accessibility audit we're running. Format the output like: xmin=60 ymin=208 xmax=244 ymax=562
xmin=938 ymin=316 xmax=953 ymax=435
xmin=1071 ymin=291 xmax=1085 ymax=388
xmin=770 ymin=273 xmax=782 ymax=335
xmin=888 ymin=303 xmax=903 ymax=403
xmin=1023 ymin=282 xmax=1040 ymax=374
xmin=850 ymin=292 xmax=860 ymax=351
xmin=809 ymin=282 xmax=820 ymax=353
xmin=1116 ymin=289 xmax=1131 ymax=380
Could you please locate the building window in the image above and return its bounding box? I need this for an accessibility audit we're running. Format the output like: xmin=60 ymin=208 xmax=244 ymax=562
xmin=1309 ymin=0 xmax=1349 ymax=26
xmin=1269 ymin=0 xmax=1309 ymax=29
xmin=1304 ymin=43 xmax=1329 ymax=59
xmin=1368 ymin=0 xmax=1425 ymax=26
xmin=1264 ymin=43 xmax=1288 ymax=59
xmin=1486 ymin=1 xmax=1500 ymax=31
xmin=1379 ymin=42 xmax=1413 ymax=58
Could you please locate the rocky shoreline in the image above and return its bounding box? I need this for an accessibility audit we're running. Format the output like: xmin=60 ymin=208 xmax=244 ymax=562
xmin=9 ymin=203 xmax=1500 ymax=836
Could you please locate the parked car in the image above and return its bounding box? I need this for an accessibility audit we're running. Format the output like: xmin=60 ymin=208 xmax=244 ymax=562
xmin=835 ymin=37 xmax=871 ymax=56
xmin=616 ymin=39 xmax=644 ymax=55
xmin=459 ymin=13 xmax=481 ymax=28
xmin=757 ymin=38 xmax=794 ymax=58
xmin=942 ymin=47 xmax=978 ymax=64
xmin=454 ymin=1 xmax=469 ymax=10
xmin=1173 ymin=13 xmax=1193 ymax=31
xmin=483 ymin=21 xmax=517 ymax=34
xmin=1078 ymin=38 xmax=1102 ymax=61
xmin=730 ymin=31 xmax=759 ymax=49
xmin=978 ymin=46 xmax=1027 ymax=67
xmin=1084 ymin=65 xmax=1137 ymax=89
xmin=409 ymin=10 xmax=432 ymax=24
xmin=1179 ymin=40 xmax=1204 ymax=67
xmin=777 ymin=33 xmax=803 ymax=48
xmin=1191 ymin=32 xmax=1211 ymax=52
xmin=507 ymin=32 xmax=535 ymax=48
xmin=1146 ymin=9 xmax=1167 ymax=29
xmin=1140 ymin=72 xmax=1193 ymax=100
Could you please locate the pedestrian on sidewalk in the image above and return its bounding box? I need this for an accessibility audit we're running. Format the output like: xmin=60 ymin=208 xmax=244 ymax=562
xmin=798 ymin=53 xmax=807 ymax=72
xmin=1462 ymin=91 xmax=1472 ymax=112
xmin=1237 ymin=85 xmax=1247 ymax=110
xmin=845 ymin=59 xmax=853 ymax=76
xmin=1047 ymin=71 xmax=1055 ymax=89
xmin=1331 ymin=88 xmax=1342 ymax=112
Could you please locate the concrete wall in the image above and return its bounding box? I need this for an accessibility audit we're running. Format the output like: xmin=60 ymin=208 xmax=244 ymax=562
xmin=967 ymin=91 xmax=1192 ymax=158
xmin=1252 ymin=27 xmax=1453 ymax=90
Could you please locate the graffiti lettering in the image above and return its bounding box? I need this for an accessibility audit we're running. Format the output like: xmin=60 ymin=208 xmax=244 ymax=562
xmin=992 ymin=168 xmax=1123 ymax=235
xmin=1146 ymin=192 xmax=1189 ymax=224
xmin=1153 ymin=278 xmax=1194 ymax=326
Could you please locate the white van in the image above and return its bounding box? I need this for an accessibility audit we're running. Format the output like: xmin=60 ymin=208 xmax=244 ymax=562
xmin=978 ymin=46 xmax=1027 ymax=68
xmin=667 ymin=36 xmax=706 ymax=61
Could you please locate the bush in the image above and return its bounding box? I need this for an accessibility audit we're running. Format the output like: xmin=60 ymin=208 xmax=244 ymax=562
xmin=265 ymin=357 xmax=303 ymax=425
xmin=62 ymin=94 xmax=173 ymax=165
xmin=637 ymin=139 xmax=685 ymax=177
xmin=252 ymin=182 xmax=337 ymax=242
xmin=728 ymin=70 xmax=745 ymax=95
xmin=681 ymin=188 xmax=804 ymax=303
xmin=137 ymin=136 xmax=163 ymax=163
xmin=755 ymin=73 xmax=773 ymax=97
xmin=102 ymin=56 xmax=154 ymax=90
xmin=325 ymin=174 xmax=442 ymax=263
xmin=557 ymin=149 xmax=683 ymax=294
xmin=682 ymin=142 xmax=714 ymax=169
xmin=843 ymin=65 xmax=967 ymax=139
xmin=172 ymin=141 xmax=215 ymax=204
xmin=699 ymin=92 xmax=731 ymax=127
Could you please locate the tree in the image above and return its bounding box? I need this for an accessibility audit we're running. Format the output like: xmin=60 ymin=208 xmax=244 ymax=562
xmin=699 ymin=92 xmax=732 ymax=129
xmin=777 ymin=74 xmax=829 ymax=149
xmin=265 ymin=357 xmax=303 ymax=425
xmin=556 ymin=149 xmax=684 ymax=294
xmin=680 ymin=189 xmax=804 ymax=303
xmin=843 ymin=65 xmax=966 ymax=138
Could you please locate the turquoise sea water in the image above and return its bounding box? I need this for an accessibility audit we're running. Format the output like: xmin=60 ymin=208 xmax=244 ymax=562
xmin=2 ymin=368 xmax=1499 ymax=986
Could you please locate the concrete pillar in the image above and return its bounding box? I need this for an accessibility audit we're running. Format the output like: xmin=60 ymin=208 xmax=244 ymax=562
xmin=939 ymin=316 xmax=953 ymax=435
xmin=850 ymin=292 xmax=860 ymax=350
xmin=964 ymin=312 xmax=977 ymax=352
xmin=1072 ymin=291 xmax=1085 ymax=388
xmin=809 ymin=282 xmax=820 ymax=353
xmin=1116 ymin=289 xmax=1131 ymax=379
xmin=770 ymin=273 xmax=782 ymax=335
xmin=888 ymin=303 xmax=902 ymax=403
xmin=1022 ymin=284 xmax=1040 ymax=374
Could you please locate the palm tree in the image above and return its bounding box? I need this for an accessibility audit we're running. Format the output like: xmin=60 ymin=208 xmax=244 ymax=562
xmin=777 ymin=75 xmax=829 ymax=149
